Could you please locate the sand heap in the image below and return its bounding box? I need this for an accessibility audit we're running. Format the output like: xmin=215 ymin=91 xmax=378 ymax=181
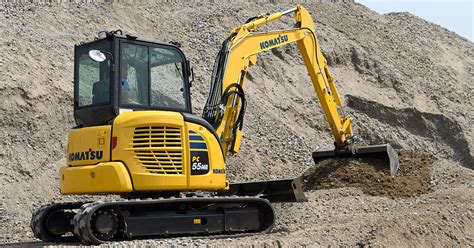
xmin=0 ymin=1 xmax=473 ymax=246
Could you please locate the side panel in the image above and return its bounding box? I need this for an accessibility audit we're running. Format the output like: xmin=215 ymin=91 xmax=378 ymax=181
xmin=113 ymin=111 xmax=188 ymax=190
xmin=186 ymin=123 xmax=227 ymax=190
xmin=67 ymin=126 xmax=111 ymax=166
xmin=112 ymin=111 xmax=227 ymax=192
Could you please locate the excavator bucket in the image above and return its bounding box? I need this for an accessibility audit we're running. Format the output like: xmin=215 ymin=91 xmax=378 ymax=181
xmin=312 ymin=144 xmax=399 ymax=176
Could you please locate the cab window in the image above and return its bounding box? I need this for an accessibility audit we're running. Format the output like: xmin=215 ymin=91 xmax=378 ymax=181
xmin=120 ymin=42 xmax=187 ymax=110
xmin=150 ymin=47 xmax=186 ymax=109
xmin=76 ymin=41 xmax=111 ymax=107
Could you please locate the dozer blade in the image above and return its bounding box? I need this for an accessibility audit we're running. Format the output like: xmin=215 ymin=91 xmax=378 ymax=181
xmin=218 ymin=178 xmax=308 ymax=202
xmin=312 ymin=144 xmax=399 ymax=176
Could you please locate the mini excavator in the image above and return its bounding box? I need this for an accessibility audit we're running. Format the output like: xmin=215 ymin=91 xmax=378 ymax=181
xmin=31 ymin=5 xmax=399 ymax=244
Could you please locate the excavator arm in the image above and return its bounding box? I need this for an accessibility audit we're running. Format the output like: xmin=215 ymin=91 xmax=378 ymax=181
xmin=204 ymin=5 xmax=352 ymax=156
xmin=203 ymin=5 xmax=399 ymax=176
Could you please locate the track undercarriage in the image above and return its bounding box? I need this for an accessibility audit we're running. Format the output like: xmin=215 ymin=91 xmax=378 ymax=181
xmin=31 ymin=178 xmax=306 ymax=244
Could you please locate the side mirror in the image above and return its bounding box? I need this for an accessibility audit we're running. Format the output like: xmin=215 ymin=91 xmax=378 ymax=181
xmin=89 ymin=50 xmax=107 ymax=62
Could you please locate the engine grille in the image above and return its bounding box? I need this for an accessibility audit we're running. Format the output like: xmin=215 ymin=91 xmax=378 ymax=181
xmin=129 ymin=126 xmax=183 ymax=174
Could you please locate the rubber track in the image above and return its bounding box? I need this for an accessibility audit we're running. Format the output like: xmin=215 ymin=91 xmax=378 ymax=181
xmin=33 ymin=196 xmax=274 ymax=245
xmin=30 ymin=202 xmax=85 ymax=243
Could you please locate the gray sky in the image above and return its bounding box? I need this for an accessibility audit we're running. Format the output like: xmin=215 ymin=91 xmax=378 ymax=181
xmin=356 ymin=0 xmax=473 ymax=41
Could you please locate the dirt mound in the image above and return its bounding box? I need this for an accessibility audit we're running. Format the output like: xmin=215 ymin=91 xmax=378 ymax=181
xmin=1 ymin=0 xmax=473 ymax=246
xmin=302 ymin=150 xmax=436 ymax=198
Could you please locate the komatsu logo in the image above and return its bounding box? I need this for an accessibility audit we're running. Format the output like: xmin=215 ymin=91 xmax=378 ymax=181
xmin=259 ymin=34 xmax=288 ymax=49
xmin=68 ymin=149 xmax=103 ymax=161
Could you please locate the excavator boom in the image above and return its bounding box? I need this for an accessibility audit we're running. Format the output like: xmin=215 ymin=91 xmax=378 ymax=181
xmin=203 ymin=5 xmax=399 ymax=175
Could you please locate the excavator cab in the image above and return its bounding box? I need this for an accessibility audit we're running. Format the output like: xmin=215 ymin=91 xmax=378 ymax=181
xmin=73 ymin=30 xmax=193 ymax=127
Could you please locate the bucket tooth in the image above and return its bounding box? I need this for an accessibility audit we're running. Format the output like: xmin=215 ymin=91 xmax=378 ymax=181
xmin=312 ymin=144 xmax=399 ymax=176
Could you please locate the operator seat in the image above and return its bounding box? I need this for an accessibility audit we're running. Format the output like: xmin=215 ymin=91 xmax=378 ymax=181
xmin=92 ymin=80 xmax=109 ymax=104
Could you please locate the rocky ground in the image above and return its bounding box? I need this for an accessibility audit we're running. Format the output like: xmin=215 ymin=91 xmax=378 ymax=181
xmin=0 ymin=0 xmax=473 ymax=247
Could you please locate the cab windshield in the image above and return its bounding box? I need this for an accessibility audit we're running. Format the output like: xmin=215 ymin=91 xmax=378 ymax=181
xmin=120 ymin=42 xmax=187 ymax=110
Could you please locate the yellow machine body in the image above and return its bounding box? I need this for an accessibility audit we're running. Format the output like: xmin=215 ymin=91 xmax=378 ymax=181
xmin=60 ymin=111 xmax=227 ymax=194
xmin=60 ymin=4 xmax=397 ymax=196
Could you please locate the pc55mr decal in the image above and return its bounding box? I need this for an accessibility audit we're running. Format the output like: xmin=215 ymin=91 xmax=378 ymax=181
xmin=189 ymin=130 xmax=210 ymax=175
xmin=190 ymin=151 xmax=209 ymax=175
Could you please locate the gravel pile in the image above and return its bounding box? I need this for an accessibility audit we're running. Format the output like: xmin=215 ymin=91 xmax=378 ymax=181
xmin=0 ymin=0 xmax=473 ymax=246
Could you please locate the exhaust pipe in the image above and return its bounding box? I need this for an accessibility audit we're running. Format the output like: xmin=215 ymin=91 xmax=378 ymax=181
xmin=312 ymin=144 xmax=399 ymax=176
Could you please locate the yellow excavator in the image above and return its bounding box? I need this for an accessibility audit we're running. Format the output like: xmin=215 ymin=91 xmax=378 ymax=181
xmin=31 ymin=5 xmax=398 ymax=244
